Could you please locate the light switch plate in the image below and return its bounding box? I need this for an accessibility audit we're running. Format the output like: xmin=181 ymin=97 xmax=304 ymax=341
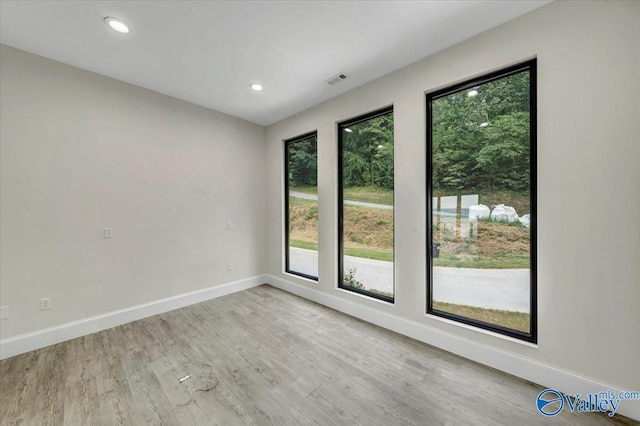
xmin=40 ymin=298 xmax=51 ymax=311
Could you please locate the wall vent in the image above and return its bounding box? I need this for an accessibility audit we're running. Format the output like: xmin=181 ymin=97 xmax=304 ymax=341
xmin=326 ymin=72 xmax=348 ymax=85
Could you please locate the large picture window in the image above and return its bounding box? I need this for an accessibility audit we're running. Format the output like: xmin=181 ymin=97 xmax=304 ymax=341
xmin=426 ymin=60 xmax=537 ymax=342
xmin=338 ymin=107 xmax=394 ymax=302
xmin=285 ymin=132 xmax=318 ymax=280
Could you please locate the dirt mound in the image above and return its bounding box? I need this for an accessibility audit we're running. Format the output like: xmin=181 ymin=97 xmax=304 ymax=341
xmin=290 ymin=204 xmax=529 ymax=257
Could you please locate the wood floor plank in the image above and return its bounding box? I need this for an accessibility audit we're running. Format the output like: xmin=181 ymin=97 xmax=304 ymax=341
xmin=62 ymin=336 xmax=100 ymax=425
xmin=1 ymin=284 xmax=638 ymax=425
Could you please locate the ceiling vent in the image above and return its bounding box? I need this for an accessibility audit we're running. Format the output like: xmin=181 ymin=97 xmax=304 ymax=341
xmin=326 ymin=72 xmax=348 ymax=85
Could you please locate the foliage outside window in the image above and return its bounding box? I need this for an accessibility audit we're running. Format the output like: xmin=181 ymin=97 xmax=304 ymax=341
xmin=338 ymin=107 xmax=394 ymax=302
xmin=427 ymin=60 xmax=537 ymax=342
xmin=285 ymin=132 xmax=318 ymax=280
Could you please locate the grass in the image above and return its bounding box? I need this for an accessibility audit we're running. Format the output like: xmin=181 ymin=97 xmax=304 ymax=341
xmin=289 ymin=239 xmax=393 ymax=262
xmin=290 ymin=186 xmax=317 ymax=195
xmin=478 ymin=217 xmax=527 ymax=228
xmin=432 ymin=219 xmax=529 ymax=268
xmin=344 ymin=186 xmax=393 ymax=206
xmin=288 ymin=197 xmax=317 ymax=206
xmin=293 ymin=186 xmax=529 ymax=212
xmin=289 ymin=239 xmax=318 ymax=251
xmin=291 ymin=237 xmax=526 ymax=268
xmin=432 ymin=188 xmax=530 ymax=215
xmin=432 ymin=301 xmax=530 ymax=332
xmin=343 ymin=205 xmax=393 ymax=249
xmin=368 ymin=288 xmax=394 ymax=298
xmin=291 ymin=186 xmax=393 ymax=206
xmin=343 ymin=246 xmax=392 ymax=262
xmin=288 ymin=186 xmax=530 ymax=268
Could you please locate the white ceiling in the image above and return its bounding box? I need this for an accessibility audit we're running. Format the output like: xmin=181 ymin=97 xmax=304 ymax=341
xmin=0 ymin=1 xmax=551 ymax=126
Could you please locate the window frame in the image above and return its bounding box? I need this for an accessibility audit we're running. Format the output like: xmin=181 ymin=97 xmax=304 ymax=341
xmin=426 ymin=59 xmax=537 ymax=343
xmin=337 ymin=106 xmax=395 ymax=303
xmin=284 ymin=131 xmax=319 ymax=281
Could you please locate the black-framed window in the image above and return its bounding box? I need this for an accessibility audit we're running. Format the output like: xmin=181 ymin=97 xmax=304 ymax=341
xmin=426 ymin=60 xmax=537 ymax=342
xmin=284 ymin=132 xmax=318 ymax=280
xmin=338 ymin=107 xmax=394 ymax=303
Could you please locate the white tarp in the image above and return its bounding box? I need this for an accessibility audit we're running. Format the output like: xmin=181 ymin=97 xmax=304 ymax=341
xmin=490 ymin=204 xmax=519 ymax=222
xmin=469 ymin=204 xmax=491 ymax=220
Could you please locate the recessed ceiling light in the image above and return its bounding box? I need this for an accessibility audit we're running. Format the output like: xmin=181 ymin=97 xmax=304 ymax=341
xmin=467 ymin=90 xmax=478 ymax=97
xmin=250 ymin=83 xmax=263 ymax=91
xmin=104 ymin=17 xmax=129 ymax=34
xmin=344 ymin=128 xmax=353 ymax=133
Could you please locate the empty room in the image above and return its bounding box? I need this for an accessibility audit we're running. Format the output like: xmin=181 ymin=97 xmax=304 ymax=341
xmin=1 ymin=1 xmax=639 ymax=424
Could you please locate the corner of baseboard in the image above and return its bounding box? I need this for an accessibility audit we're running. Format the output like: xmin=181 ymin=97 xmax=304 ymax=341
xmin=0 ymin=275 xmax=268 ymax=360
xmin=263 ymin=274 xmax=639 ymax=421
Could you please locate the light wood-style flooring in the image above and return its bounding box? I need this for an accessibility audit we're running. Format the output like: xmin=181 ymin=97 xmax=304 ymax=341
xmin=1 ymin=285 xmax=637 ymax=425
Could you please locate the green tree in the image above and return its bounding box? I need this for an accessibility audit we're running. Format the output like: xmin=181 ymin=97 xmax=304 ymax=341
xmin=288 ymin=136 xmax=317 ymax=187
xmin=342 ymin=113 xmax=394 ymax=189
xmin=475 ymin=111 xmax=530 ymax=190
xmin=432 ymin=70 xmax=530 ymax=192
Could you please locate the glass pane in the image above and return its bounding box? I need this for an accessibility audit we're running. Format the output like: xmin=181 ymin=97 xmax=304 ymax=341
xmin=430 ymin=69 xmax=532 ymax=334
xmin=287 ymin=134 xmax=318 ymax=279
xmin=340 ymin=111 xmax=394 ymax=300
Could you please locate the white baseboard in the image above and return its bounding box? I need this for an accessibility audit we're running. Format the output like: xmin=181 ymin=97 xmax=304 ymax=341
xmin=0 ymin=275 xmax=266 ymax=360
xmin=266 ymin=274 xmax=639 ymax=421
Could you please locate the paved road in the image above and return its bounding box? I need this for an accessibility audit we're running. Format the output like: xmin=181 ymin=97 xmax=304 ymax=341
xmin=432 ymin=267 xmax=529 ymax=313
xmin=289 ymin=248 xmax=319 ymax=277
xmin=289 ymin=247 xmax=529 ymax=313
xmin=290 ymin=191 xmax=393 ymax=210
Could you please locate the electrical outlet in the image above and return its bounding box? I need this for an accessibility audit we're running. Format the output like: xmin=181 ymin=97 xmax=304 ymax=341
xmin=227 ymin=263 xmax=233 ymax=271
xmin=40 ymin=298 xmax=51 ymax=311
xmin=104 ymin=227 xmax=113 ymax=238
xmin=0 ymin=306 xmax=8 ymax=320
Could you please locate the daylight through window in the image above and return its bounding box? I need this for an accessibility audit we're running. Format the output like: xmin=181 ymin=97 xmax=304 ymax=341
xmin=285 ymin=132 xmax=318 ymax=280
xmin=338 ymin=107 xmax=394 ymax=302
xmin=427 ymin=60 xmax=537 ymax=341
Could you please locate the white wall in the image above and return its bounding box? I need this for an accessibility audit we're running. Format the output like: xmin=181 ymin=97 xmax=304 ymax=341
xmin=0 ymin=45 xmax=267 ymax=341
xmin=1 ymin=0 xmax=639 ymax=419
xmin=266 ymin=0 xmax=640 ymax=404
